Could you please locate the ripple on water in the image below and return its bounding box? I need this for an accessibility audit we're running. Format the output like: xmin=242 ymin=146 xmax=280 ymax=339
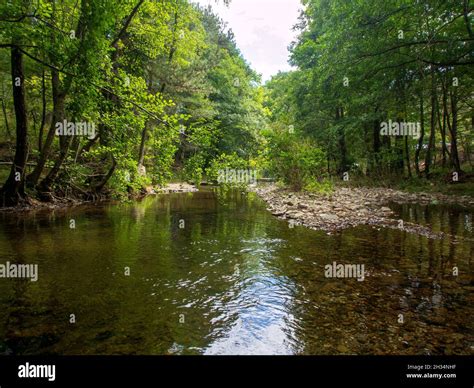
xmin=0 ymin=189 xmax=471 ymax=355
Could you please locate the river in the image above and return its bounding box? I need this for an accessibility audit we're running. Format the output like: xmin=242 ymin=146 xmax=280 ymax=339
xmin=0 ymin=188 xmax=472 ymax=355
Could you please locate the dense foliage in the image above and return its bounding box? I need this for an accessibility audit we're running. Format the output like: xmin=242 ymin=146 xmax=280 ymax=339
xmin=265 ymin=0 xmax=473 ymax=188
xmin=0 ymin=0 xmax=266 ymax=205
xmin=0 ymin=0 xmax=472 ymax=207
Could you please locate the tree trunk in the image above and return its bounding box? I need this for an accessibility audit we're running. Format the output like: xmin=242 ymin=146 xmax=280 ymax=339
xmin=336 ymin=107 xmax=348 ymax=174
xmin=464 ymin=0 xmax=474 ymax=38
xmin=404 ymin=134 xmax=412 ymax=178
xmin=38 ymin=67 xmax=46 ymax=152
xmin=415 ymin=91 xmax=425 ymax=177
xmin=26 ymin=69 xmax=64 ymax=188
xmin=424 ymin=68 xmax=437 ymax=178
xmin=94 ymin=154 xmax=117 ymax=193
xmin=1 ymin=97 xmax=10 ymax=138
xmin=449 ymin=89 xmax=462 ymax=172
xmin=370 ymin=111 xmax=381 ymax=176
xmin=437 ymin=84 xmax=448 ymax=168
xmin=0 ymin=46 xmax=29 ymax=207
xmin=138 ymin=124 xmax=147 ymax=166
xmin=38 ymin=132 xmax=73 ymax=195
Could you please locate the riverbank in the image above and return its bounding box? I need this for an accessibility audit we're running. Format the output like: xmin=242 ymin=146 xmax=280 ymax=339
xmin=252 ymin=184 xmax=474 ymax=239
xmin=0 ymin=182 xmax=199 ymax=212
xmin=152 ymin=182 xmax=199 ymax=194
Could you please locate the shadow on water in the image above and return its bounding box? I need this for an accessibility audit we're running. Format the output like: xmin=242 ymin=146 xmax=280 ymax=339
xmin=0 ymin=188 xmax=472 ymax=355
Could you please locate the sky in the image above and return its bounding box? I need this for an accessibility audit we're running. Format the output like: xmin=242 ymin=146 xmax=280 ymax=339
xmin=194 ymin=0 xmax=302 ymax=82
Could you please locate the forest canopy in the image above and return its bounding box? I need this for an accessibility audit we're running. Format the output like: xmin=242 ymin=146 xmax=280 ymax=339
xmin=0 ymin=0 xmax=472 ymax=207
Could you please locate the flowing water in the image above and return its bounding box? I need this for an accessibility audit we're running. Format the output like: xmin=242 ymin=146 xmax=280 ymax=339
xmin=0 ymin=188 xmax=472 ymax=355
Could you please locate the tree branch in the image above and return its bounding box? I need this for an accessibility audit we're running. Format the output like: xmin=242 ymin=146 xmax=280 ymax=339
xmin=111 ymin=0 xmax=145 ymax=47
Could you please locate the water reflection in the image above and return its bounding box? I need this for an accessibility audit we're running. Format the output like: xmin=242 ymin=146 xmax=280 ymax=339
xmin=204 ymin=237 xmax=299 ymax=355
xmin=0 ymin=189 xmax=472 ymax=355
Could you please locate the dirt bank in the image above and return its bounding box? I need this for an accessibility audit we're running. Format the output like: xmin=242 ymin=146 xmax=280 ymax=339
xmin=0 ymin=182 xmax=199 ymax=212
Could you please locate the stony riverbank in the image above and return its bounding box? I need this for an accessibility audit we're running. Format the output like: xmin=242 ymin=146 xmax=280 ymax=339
xmin=252 ymin=184 xmax=474 ymax=239
xmin=153 ymin=182 xmax=199 ymax=194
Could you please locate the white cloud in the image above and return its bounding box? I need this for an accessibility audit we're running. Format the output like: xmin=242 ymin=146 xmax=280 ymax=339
xmin=194 ymin=0 xmax=301 ymax=82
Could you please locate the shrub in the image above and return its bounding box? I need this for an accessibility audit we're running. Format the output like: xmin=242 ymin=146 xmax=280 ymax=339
xmin=206 ymin=153 xmax=250 ymax=187
xmin=265 ymin=131 xmax=326 ymax=190
xmin=183 ymin=154 xmax=205 ymax=186
xmin=304 ymin=178 xmax=334 ymax=194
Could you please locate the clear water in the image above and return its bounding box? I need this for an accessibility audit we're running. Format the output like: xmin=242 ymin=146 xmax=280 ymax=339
xmin=0 ymin=188 xmax=472 ymax=355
